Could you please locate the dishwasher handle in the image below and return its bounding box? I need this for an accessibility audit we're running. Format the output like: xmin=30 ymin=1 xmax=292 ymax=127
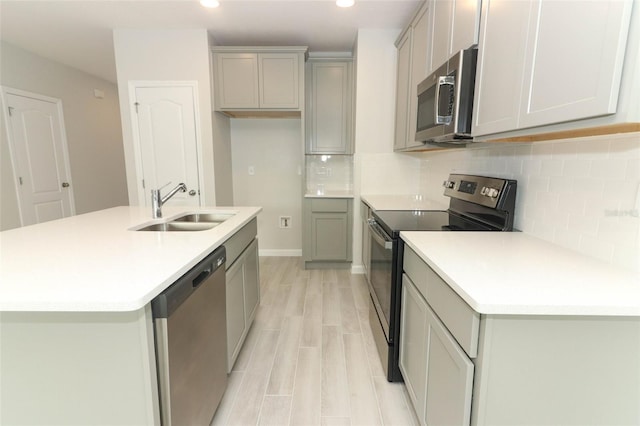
xmin=152 ymin=246 xmax=226 ymax=319
xmin=192 ymin=267 xmax=212 ymax=288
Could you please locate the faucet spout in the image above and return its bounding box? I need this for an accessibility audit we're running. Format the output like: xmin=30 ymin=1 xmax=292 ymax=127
xmin=151 ymin=182 xmax=187 ymax=219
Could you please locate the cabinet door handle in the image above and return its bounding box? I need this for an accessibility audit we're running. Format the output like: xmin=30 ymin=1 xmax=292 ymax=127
xmin=62 ymin=182 xmax=70 ymax=188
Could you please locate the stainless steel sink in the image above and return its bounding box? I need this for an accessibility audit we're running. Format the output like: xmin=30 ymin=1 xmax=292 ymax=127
xmin=172 ymin=213 xmax=236 ymax=223
xmin=134 ymin=211 xmax=236 ymax=232
xmin=137 ymin=222 xmax=218 ymax=232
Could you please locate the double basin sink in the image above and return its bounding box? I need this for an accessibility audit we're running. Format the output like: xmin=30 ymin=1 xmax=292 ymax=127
xmin=136 ymin=212 xmax=235 ymax=232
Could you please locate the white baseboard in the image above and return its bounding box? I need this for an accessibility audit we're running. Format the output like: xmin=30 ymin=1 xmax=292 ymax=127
xmin=351 ymin=264 xmax=365 ymax=274
xmin=259 ymin=249 xmax=302 ymax=257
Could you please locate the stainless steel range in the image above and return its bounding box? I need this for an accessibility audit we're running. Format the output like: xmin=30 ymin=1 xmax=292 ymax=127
xmin=366 ymin=174 xmax=517 ymax=382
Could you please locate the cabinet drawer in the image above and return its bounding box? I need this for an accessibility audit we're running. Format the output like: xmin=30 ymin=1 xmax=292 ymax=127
xmin=403 ymin=245 xmax=480 ymax=358
xmin=310 ymin=199 xmax=348 ymax=213
xmin=223 ymin=218 xmax=258 ymax=268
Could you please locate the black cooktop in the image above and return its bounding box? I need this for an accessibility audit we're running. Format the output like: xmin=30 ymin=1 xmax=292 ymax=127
xmin=372 ymin=209 xmax=495 ymax=237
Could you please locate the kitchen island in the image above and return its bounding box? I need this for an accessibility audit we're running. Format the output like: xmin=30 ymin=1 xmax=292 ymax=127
xmin=400 ymin=231 xmax=640 ymax=425
xmin=0 ymin=206 xmax=261 ymax=425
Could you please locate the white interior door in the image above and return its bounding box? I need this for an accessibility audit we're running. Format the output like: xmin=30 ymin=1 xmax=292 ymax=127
xmin=3 ymin=89 xmax=75 ymax=226
xmin=134 ymin=85 xmax=201 ymax=207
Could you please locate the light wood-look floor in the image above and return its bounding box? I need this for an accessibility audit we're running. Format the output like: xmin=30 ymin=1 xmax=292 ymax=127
xmin=211 ymin=257 xmax=418 ymax=426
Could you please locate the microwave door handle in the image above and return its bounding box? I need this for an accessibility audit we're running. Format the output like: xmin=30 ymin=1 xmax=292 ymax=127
xmin=434 ymin=75 xmax=455 ymax=125
xmin=368 ymin=220 xmax=393 ymax=250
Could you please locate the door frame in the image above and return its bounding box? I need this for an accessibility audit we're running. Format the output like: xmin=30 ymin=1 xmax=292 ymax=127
xmin=128 ymin=81 xmax=205 ymax=207
xmin=0 ymin=86 xmax=76 ymax=226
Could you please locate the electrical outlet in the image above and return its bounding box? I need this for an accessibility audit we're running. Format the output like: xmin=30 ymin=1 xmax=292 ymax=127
xmin=279 ymin=216 xmax=292 ymax=228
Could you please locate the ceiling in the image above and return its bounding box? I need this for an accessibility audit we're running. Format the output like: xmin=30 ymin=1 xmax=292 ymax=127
xmin=0 ymin=0 xmax=421 ymax=83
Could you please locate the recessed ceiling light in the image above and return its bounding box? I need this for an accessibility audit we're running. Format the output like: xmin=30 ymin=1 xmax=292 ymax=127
xmin=336 ymin=0 xmax=355 ymax=7
xmin=200 ymin=0 xmax=220 ymax=8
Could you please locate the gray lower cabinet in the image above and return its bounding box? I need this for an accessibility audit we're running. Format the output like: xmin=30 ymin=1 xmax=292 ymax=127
xmin=224 ymin=219 xmax=260 ymax=372
xmin=303 ymin=198 xmax=353 ymax=268
xmin=400 ymin=273 xmax=473 ymax=425
xmin=401 ymin=244 xmax=640 ymax=425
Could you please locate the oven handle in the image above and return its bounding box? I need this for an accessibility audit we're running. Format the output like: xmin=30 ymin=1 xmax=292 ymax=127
xmin=368 ymin=219 xmax=393 ymax=250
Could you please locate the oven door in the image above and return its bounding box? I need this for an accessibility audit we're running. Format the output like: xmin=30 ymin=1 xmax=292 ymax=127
xmin=367 ymin=219 xmax=394 ymax=340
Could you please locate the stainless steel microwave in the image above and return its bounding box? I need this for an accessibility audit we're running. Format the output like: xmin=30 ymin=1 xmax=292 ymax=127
xmin=415 ymin=48 xmax=478 ymax=144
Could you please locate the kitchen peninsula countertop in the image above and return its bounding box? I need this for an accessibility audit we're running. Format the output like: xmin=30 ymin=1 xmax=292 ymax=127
xmin=361 ymin=194 xmax=447 ymax=211
xmin=401 ymin=231 xmax=640 ymax=316
xmin=0 ymin=205 xmax=261 ymax=312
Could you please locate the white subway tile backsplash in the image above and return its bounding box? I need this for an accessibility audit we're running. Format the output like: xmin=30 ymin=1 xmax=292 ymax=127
xmin=306 ymin=155 xmax=354 ymax=193
xmin=417 ymin=132 xmax=640 ymax=271
xmin=590 ymin=158 xmax=628 ymax=180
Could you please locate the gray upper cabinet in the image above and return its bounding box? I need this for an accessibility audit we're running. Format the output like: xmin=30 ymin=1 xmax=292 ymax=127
xmin=212 ymin=47 xmax=307 ymax=112
xmin=393 ymin=28 xmax=413 ymax=152
xmin=306 ymin=59 xmax=354 ymax=154
xmin=427 ymin=0 xmax=481 ymax=75
xmin=393 ymin=2 xmax=433 ymax=152
xmin=259 ymin=53 xmax=300 ymax=108
xmin=473 ymin=0 xmax=633 ymax=137
xmin=214 ymin=53 xmax=260 ymax=109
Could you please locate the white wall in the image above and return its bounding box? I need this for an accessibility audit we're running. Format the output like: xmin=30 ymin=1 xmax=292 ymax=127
xmin=231 ymin=118 xmax=303 ymax=255
xmin=0 ymin=41 xmax=128 ymax=231
xmin=113 ymin=29 xmax=217 ymax=206
xmin=212 ymin=110 xmax=234 ymax=205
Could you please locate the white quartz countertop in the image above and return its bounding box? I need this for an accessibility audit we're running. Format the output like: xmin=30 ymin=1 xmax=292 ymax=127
xmin=304 ymin=190 xmax=354 ymax=198
xmin=0 ymin=206 xmax=261 ymax=312
xmin=401 ymin=231 xmax=640 ymax=316
xmin=361 ymin=194 xmax=447 ymax=211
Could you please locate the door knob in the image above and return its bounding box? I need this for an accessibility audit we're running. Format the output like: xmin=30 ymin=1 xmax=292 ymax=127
xmin=189 ymin=190 xmax=197 ymax=196
xmin=62 ymin=182 xmax=70 ymax=188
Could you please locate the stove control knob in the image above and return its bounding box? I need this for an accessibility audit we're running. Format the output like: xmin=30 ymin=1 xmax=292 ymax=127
xmin=480 ymin=186 xmax=488 ymax=195
xmin=443 ymin=180 xmax=455 ymax=189
xmin=488 ymin=188 xmax=499 ymax=198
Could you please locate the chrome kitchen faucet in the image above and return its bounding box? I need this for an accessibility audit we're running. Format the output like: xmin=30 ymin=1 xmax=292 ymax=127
xmin=151 ymin=182 xmax=187 ymax=219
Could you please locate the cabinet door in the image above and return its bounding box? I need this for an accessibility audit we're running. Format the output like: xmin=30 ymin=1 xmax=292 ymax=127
xmin=215 ymin=53 xmax=260 ymax=109
xmin=472 ymin=0 xmax=533 ymax=136
xmin=307 ymin=61 xmax=352 ymax=154
xmin=399 ymin=274 xmax=429 ymax=425
xmin=425 ymin=305 xmax=474 ymax=426
xmin=243 ymin=239 xmax=260 ymax=326
xmin=226 ymin=259 xmax=246 ymax=371
xmin=258 ymin=53 xmax=299 ymax=108
xmin=450 ymin=0 xmax=480 ymax=55
xmin=518 ymin=0 xmax=632 ymax=129
xmin=311 ymin=213 xmax=348 ymax=261
xmin=394 ymin=29 xmax=413 ymax=151
xmin=428 ymin=0 xmax=453 ymax=74
xmin=406 ymin=3 xmax=430 ymax=150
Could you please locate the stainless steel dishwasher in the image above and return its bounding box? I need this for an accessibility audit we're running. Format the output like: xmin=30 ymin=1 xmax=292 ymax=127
xmin=152 ymin=246 xmax=227 ymax=426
